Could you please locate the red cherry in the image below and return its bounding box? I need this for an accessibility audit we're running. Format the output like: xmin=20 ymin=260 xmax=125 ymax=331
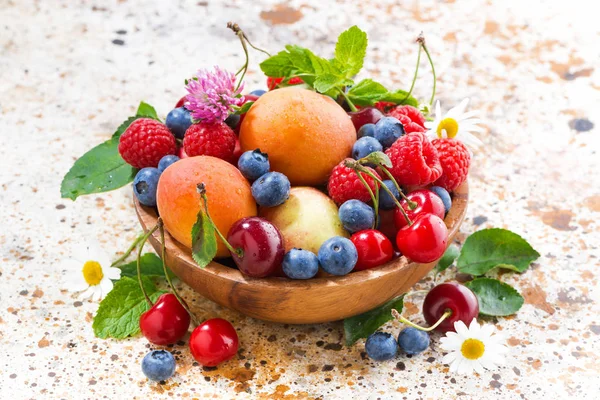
xmin=178 ymin=146 xmax=189 ymax=159
xmin=348 ymin=107 xmax=384 ymax=131
xmin=350 ymin=229 xmax=394 ymax=271
xmin=175 ymin=96 xmax=187 ymax=109
xmin=395 ymin=213 xmax=448 ymax=263
xmin=189 ymin=318 xmax=239 ymax=366
xmin=227 ymin=140 xmax=243 ymax=166
xmin=226 ymin=217 xmax=285 ymax=278
xmin=139 ymin=293 xmax=190 ymax=345
xmin=267 ymin=77 xmax=304 ymax=90
xmin=423 ymin=282 xmax=479 ymax=333
xmin=394 ymin=189 xmax=446 ymax=230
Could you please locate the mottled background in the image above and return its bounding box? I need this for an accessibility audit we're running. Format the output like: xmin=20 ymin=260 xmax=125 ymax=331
xmin=1 ymin=0 xmax=599 ymax=399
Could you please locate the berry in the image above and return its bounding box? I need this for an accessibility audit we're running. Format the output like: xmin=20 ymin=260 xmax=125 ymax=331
xmin=183 ymin=122 xmax=236 ymax=160
xmin=431 ymin=138 xmax=471 ymax=191
xmin=250 ymin=89 xmax=267 ymax=97
xmin=165 ymin=107 xmax=193 ymax=139
xmin=338 ymin=200 xmax=375 ymax=233
xmin=251 ymin=172 xmax=290 ymax=207
xmin=374 ymin=117 xmax=405 ymax=148
xmin=227 ymin=217 xmax=285 ymax=278
xmin=237 ymin=149 xmax=270 ymax=182
xmin=387 ymin=105 xmax=426 ymax=128
xmin=119 ymin=118 xmax=177 ymax=169
xmin=318 ymin=236 xmax=358 ymax=276
xmin=350 ymin=229 xmax=394 ymax=271
xmin=139 ymin=293 xmax=191 ymax=345
xmin=422 ymin=282 xmax=479 ymax=333
xmin=394 ymin=189 xmax=446 ymax=230
xmin=327 ymin=159 xmax=381 ymax=205
xmin=178 ymin=146 xmax=189 ymax=159
xmin=133 ymin=168 xmax=161 ymax=206
xmin=385 ymin=132 xmax=443 ymax=186
xmin=225 ymin=114 xmax=241 ymax=131
xmin=282 ymin=248 xmax=320 ymax=279
xmin=228 ymin=139 xmax=243 ymax=166
xmin=395 ymin=213 xmax=448 ymax=263
xmin=352 ymin=136 xmax=382 ymax=160
xmin=430 ymin=186 xmax=452 ymax=215
xmin=357 ymin=123 xmax=376 ymax=139
xmin=397 ymin=327 xmax=430 ymax=355
xmin=378 ymin=180 xmax=401 ymax=210
xmin=141 ymin=350 xmax=176 ymax=382
xmin=394 ymin=113 xmax=426 ymax=134
xmin=158 ymin=155 xmax=180 ymax=173
xmin=267 ymin=76 xmax=304 ymax=90
xmin=365 ymin=332 xmax=398 ymax=361
xmin=175 ymin=96 xmax=187 ymax=108
xmin=349 ymin=107 xmax=384 ymax=131
xmin=374 ymin=101 xmax=396 ymax=113
xmin=189 ymin=318 xmax=239 ymax=367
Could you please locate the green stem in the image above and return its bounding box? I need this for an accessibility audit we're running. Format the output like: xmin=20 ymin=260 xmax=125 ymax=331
xmin=356 ymin=171 xmax=379 ymax=228
xmin=402 ymin=45 xmax=421 ymax=102
xmin=198 ymin=187 xmax=244 ymax=258
xmin=111 ymin=232 xmax=145 ymax=267
xmin=338 ymin=89 xmax=357 ymax=112
xmin=378 ymin=166 xmax=418 ymax=210
xmin=242 ymin=32 xmax=271 ymax=57
xmin=421 ymin=42 xmax=436 ymax=107
xmin=391 ymin=309 xmax=451 ymax=332
xmin=137 ymin=225 xmax=159 ymax=307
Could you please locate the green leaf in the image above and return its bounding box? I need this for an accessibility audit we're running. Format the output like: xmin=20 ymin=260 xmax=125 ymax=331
xmin=334 ymin=25 xmax=368 ymax=77
xmin=93 ymin=276 xmax=166 ymax=339
xmin=344 ymin=295 xmax=404 ymax=346
xmin=112 ymin=116 xmax=140 ymax=139
xmin=360 ymin=151 xmax=392 ymax=168
xmin=236 ymin=101 xmax=254 ymax=115
xmin=435 ymin=244 xmax=460 ymax=273
xmin=119 ymin=253 xmax=175 ymax=279
xmin=457 ymin=228 xmax=540 ymax=276
xmin=60 ymin=136 xmax=136 ymax=200
xmin=285 ymin=45 xmax=315 ymax=74
xmin=378 ymin=90 xmax=419 ymax=108
xmin=259 ymin=51 xmax=294 ymax=77
xmin=465 ymin=278 xmax=524 ymax=316
xmin=191 ymin=209 xmax=217 ymax=268
xmin=136 ymin=101 xmax=160 ymax=120
xmin=313 ymin=73 xmax=346 ymax=93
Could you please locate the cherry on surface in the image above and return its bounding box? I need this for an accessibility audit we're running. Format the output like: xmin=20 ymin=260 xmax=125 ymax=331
xmin=395 ymin=213 xmax=448 ymax=263
xmin=189 ymin=318 xmax=239 ymax=367
xmin=139 ymin=293 xmax=190 ymax=345
xmin=422 ymin=282 xmax=479 ymax=333
xmin=348 ymin=107 xmax=384 ymax=131
xmin=394 ymin=189 xmax=446 ymax=230
xmin=350 ymin=229 xmax=394 ymax=271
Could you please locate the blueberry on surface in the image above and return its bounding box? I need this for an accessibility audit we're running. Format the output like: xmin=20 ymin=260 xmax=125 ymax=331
xmin=397 ymin=327 xmax=430 ymax=355
xmin=318 ymin=236 xmax=358 ymax=276
xmin=365 ymin=332 xmax=398 ymax=361
xmin=134 ymin=168 xmax=161 ymax=207
xmin=338 ymin=200 xmax=375 ymax=233
xmin=141 ymin=350 xmax=176 ymax=381
xmin=238 ymin=149 xmax=270 ymax=182
xmin=165 ymin=107 xmax=193 ymax=139
xmin=282 ymin=248 xmax=319 ymax=279
xmin=374 ymin=117 xmax=405 ymax=148
xmin=251 ymin=172 xmax=290 ymax=207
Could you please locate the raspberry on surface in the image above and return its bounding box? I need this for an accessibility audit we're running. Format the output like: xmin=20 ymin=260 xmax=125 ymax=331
xmin=327 ymin=159 xmax=381 ymax=205
xmin=387 ymin=105 xmax=426 ymax=128
xmin=118 ymin=118 xmax=177 ymax=169
xmin=431 ymin=138 xmax=471 ymax=191
xmin=183 ymin=122 xmax=236 ymax=160
xmin=385 ymin=132 xmax=443 ymax=186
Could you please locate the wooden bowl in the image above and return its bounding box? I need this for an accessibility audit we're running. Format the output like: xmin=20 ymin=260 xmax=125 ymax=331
xmin=135 ymin=182 xmax=468 ymax=324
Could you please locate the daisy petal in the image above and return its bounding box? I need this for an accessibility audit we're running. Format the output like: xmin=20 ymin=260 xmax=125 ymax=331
xmin=442 ymin=351 xmax=459 ymax=364
xmin=105 ymin=267 xmax=122 ymax=280
xmin=79 ymin=286 xmax=95 ymax=300
xmin=454 ymin=320 xmax=469 ymax=338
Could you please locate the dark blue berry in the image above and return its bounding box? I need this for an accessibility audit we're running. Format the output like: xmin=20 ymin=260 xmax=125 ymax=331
xmin=357 ymin=123 xmax=376 ymax=139
xmin=133 ymin=168 xmax=161 ymax=206
xmin=352 ymin=136 xmax=383 ymax=160
xmin=158 ymin=155 xmax=180 ymax=173
xmin=338 ymin=200 xmax=374 ymax=233
xmin=379 ymin=180 xmax=401 ymax=210
xmin=251 ymin=172 xmax=290 ymax=207
xmin=365 ymin=332 xmax=398 ymax=361
xmin=141 ymin=350 xmax=176 ymax=381
xmin=250 ymin=89 xmax=267 ymax=97
xmin=225 ymin=114 xmax=241 ymax=131
xmin=374 ymin=117 xmax=405 ymax=148
xmin=238 ymin=149 xmax=270 ymax=182
xmin=430 ymin=186 xmax=452 ymax=215
xmin=165 ymin=107 xmax=193 ymax=139
xmin=318 ymin=236 xmax=358 ymax=276
xmin=397 ymin=327 xmax=430 ymax=355
xmin=282 ymin=248 xmax=319 ymax=279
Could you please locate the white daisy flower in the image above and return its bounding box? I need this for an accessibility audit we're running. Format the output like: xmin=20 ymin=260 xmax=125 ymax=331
xmin=439 ymin=319 xmax=508 ymax=375
xmin=425 ymin=98 xmax=484 ymax=149
xmin=62 ymin=241 xmax=121 ymax=301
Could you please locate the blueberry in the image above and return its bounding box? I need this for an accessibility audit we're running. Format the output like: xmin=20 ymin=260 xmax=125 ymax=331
xmin=357 ymin=123 xmax=376 ymax=139
xmin=250 ymin=89 xmax=267 ymax=97
xmin=251 ymin=172 xmax=290 ymax=207
xmin=225 ymin=114 xmax=241 ymax=131
xmin=379 ymin=180 xmax=401 ymax=210
xmin=158 ymin=155 xmax=180 ymax=173
xmin=365 ymin=332 xmax=398 ymax=361
xmin=430 ymin=186 xmax=452 ymax=215
xmin=352 ymin=136 xmax=383 ymax=160
xmin=318 ymin=236 xmax=358 ymax=275
xmin=338 ymin=200 xmax=374 ymax=233
xmin=165 ymin=107 xmax=193 ymax=139
xmin=374 ymin=117 xmax=405 ymax=148
xmin=282 ymin=248 xmax=319 ymax=279
xmin=238 ymin=149 xmax=270 ymax=182
xmin=133 ymin=168 xmax=161 ymax=206
xmin=141 ymin=350 xmax=176 ymax=381
xmin=397 ymin=327 xmax=430 ymax=355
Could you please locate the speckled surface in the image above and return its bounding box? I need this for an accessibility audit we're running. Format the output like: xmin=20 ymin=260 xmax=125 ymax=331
xmin=1 ymin=0 xmax=599 ymax=399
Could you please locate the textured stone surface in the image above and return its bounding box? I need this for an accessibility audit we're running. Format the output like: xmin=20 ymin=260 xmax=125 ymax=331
xmin=1 ymin=0 xmax=599 ymax=399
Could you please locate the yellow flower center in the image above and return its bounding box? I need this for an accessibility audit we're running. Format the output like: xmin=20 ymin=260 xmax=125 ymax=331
xmin=82 ymin=261 xmax=104 ymax=286
xmin=437 ymin=117 xmax=459 ymax=138
xmin=460 ymin=338 xmax=485 ymax=360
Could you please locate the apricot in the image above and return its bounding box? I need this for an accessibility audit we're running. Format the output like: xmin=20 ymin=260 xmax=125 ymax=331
xmin=156 ymin=156 xmax=257 ymax=258
xmin=239 ymin=87 xmax=356 ymax=186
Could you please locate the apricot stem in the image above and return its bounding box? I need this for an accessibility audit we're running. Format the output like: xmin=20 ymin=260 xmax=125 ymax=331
xmin=391 ymin=308 xmax=451 ymax=332
xmin=136 ymin=224 xmax=159 ymax=307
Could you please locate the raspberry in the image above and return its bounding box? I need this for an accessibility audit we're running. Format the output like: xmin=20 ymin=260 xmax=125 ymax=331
xmin=374 ymin=101 xmax=396 ymax=113
xmin=327 ymin=159 xmax=381 ymax=205
xmin=385 ymin=132 xmax=443 ymax=186
xmin=394 ymin=114 xmax=426 ymax=134
xmin=267 ymin=76 xmax=304 ymax=90
xmin=183 ymin=122 xmax=236 ymax=160
xmin=388 ymin=105 xmax=426 ymax=128
xmin=118 ymin=118 xmax=177 ymax=169
xmin=431 ymin=138 xmax=471 ymax=191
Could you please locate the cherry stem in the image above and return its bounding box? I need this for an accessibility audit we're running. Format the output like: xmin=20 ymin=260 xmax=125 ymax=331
xmin=111 ymin=232 xmax=145 ymax=267
xmin=417 ymin=33 xmax=437 ymax=107
xmin=391 ymin=309 xmax=452 ymax=332
xmin=402 ymin=44 xmax=421 ymax=103
xmin=355 ymin=170 xmax=379 ymax=228
xmin=377 ymin=165 xmax=418 ymax=210
xmin=136 ymin=224 xmax=159 ymax=307
xmin=228 ymin=22 xmax=271 ymax=91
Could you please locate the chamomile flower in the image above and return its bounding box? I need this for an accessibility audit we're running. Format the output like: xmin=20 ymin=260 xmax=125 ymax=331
xmin=439 ymin=319 xmax=508 ymax=375
xmin=62 ymin=241 xmax=121 ymax=301
xmin=425 ymin=98 xmax=484 ymax=149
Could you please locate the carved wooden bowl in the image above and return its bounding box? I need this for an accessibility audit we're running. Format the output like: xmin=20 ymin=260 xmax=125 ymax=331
xmin=135 ymin=182 xmax=468 ymax=324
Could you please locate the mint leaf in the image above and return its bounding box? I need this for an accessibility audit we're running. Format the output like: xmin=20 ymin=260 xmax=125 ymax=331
xmin=347 ymin=79 xmax=419 ymax=108
xmin=457 ymin=228 xmax=540 ymax=276
xmin=119 ymin=253 xmax=175 ymax=279
xmin=236 ymin=101 xmax=254 ymax=115
xmin=191 ymin=209 xmax=217 ymax=268
xmin=285 ymin=45 xmax=315 ymax=74
xmin=92 ymin=276 xmax=166 ymax=339
xmin=360 ymin=151 xmax=392 ymax=168
xmin=378 ymin=90 xmax=419 ymax=108
xmin=435 ymin=244 xmax=460 ymax=273
xmin=136 ymin=101 xmax=160 ymax=120
xmin=313 ymin=74 xmax=348 ymax=93
xmin=259 ymin=51 xmax=294 ymax=77
xmin=344 ymin=295 xmax=404 ymax=346
xmin=112 ymin=116 xmax=140 ymax=139
xmin=334 ymin=26 xmax=367 ymax=77
xmin=60 ymin=136 xmax=136 ymax=200
xmin=465 ymin=278 xmax=524 ymax=316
